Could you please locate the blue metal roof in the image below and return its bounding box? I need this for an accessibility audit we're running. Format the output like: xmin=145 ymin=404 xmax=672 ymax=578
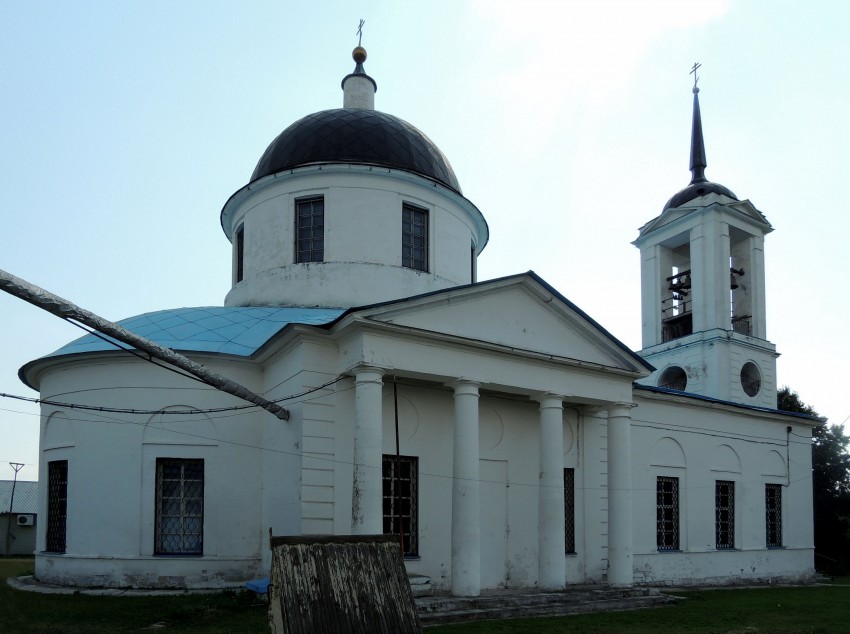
xmin=48 ymin=306 xmax=345 ymax=358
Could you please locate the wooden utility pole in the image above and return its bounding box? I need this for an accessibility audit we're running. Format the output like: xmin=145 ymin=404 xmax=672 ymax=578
xmin=0 ymin=268 xmax=289 ymax=420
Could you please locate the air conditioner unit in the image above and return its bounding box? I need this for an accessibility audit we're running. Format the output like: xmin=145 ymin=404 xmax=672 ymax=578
xmin=16 ymin=514 xmax=34 ymax=526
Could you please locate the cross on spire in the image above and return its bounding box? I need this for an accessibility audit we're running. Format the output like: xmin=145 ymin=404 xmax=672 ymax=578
xmin=357 ymin=19 xmax=365 ymax=46
xmin=689 ymin=62 xmax=707 ymax=183
xmin=690 ymin=62 xmax=701 ymax=91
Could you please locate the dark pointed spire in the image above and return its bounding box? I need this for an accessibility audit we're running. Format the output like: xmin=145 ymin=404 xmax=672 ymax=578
xmin=689 ymin=63 xmax=707 ymax=184
xmin=690 ymin=86 xmax=708 ymax=184
xmin=661 ymin=64 xmax=739 ymax=210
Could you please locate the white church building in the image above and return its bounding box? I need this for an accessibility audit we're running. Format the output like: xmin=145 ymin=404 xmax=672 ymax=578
xmin=21 ymin=46 xmax=816 ymax=593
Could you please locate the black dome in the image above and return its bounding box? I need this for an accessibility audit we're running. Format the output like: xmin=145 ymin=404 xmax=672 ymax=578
xmin=663 ymin=180 xmax=738 ymax=210
xmin=251 ymin=109 xmax=462 ymax=194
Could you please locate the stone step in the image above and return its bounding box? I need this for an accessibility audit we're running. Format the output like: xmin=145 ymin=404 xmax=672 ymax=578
xmin=417 ymin=588 xmax=677 ymax=626
xmin=417 ymin=587 xmax=655 ymax=612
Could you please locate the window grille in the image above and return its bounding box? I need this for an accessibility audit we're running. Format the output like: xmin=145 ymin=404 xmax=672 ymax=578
xmin=402 ymin=204 xmax=428 ymax=271
xmin=715 ymin=480 xmax=735 ymax=549
xmin=382 ymin=455 xmax=418 ymax=556
xmin=235 ymin=225 xmax=244 ymax=283
xmin=656 ymin=476 xmax=680 ymax=550
xmin=564 ymin=468 xmax=576 ymax=554
xmin=296 ymin=196 xmax=324 ymax=263
xmin=765 ymin=483 xmax=783 ymax=547
xmin=155 ymin=459 xmax=204 ymax=555
xmin=46 ymin=460 xmax=68 ymax=553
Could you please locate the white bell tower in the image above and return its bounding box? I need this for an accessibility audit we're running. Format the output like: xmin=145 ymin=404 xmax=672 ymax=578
xmin=634 ymin=72 xmax=778 ymax=408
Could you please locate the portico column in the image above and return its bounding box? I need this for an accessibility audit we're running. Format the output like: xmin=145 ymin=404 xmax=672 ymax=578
xmin=581 ymin=407 xmax=608 ymax=583
xmin=351 ymin=367 xmax=384 ymax=535
xmin=606 ymin=402 xmax=635 ymax=586
xmin=537 ymin=394 xmax=566 ymax=590
xmin=450 ymin=379 xmax=481 ymax=596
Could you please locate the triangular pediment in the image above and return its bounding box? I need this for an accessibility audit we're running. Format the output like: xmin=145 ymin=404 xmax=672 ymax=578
xmin=348 ymin=273 xmax=651 ymax=375
xmin=635 ymin=197 xmax=772 ymax=245
xmin=728 ymin=199 xmax=773 ymax=231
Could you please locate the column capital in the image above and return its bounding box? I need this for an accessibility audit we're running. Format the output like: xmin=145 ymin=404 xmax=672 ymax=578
xmin=607 ymin=402 xmax=637 ymax=418
xmin=352 ymin=365 xmax=385 ymax=384
xmin=447 ymin=378 xmax=481 ymax=395
xmin=533 ymin=392 xmax=565 ymax=409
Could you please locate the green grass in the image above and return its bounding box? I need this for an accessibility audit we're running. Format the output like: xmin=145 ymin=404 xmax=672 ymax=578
xmin=0 ymin=558 xmax=268 ymax=633
xmin=4 ymin=558 xmax=850 ymax=633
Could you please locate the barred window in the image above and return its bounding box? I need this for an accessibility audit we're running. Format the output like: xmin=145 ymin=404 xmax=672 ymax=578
xmin=765 ymin=483 xmax=783 ymax=547
xmin=296 ymin=196 xmax=324 ymax=263
xmin=402 ymin=204 xmax=428 ymax=272
xmin=382 ymin=455 xmax=418 ymax=556
xmin=46 ymin=460 xmax=68 ymax=553
xmin=155 ymin=459 xmax=204 ymax=555
xmin=235 ymin=224 xmax=244 ymax=283
xmin=715 ymin=480 xmax=735 ymax=549
xmin=656 ymin=476 xmax=680 ymax=551
xmin=564 ymin=468 xmax=576 ymax=554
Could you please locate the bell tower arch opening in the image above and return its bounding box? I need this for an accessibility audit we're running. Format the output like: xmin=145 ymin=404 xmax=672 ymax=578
xmin=633 ymin=70 xmax=777 ymax=408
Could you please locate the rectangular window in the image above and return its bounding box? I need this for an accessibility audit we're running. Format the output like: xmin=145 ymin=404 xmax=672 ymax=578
xmin=382 ymin=455 xmax=418 ymax=556
xmin=296 ymin=196 xmax=324 ymax=263
xmin=155 ymin=459 xmax=204 ymax=555
xmin=765 ymin=483 xmax=783 ymax=547
xmin=656 ymin=476 xmax=680 ymax=550
xmin=564 ymin=468 xmax=576 ymax=554
xmin=235 ymin=224 xmax=245 ymax=283
xmin=715 ymin=480 xmax=735 ymax=549
xmin=46 ymin=460 xmax=68 ymax=553
xmin=402 ymin=203 xmax=428 ymax=271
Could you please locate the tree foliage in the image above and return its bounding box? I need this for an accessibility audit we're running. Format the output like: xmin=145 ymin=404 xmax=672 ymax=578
xmin=778 ymin=386 xmax=850 ymax=574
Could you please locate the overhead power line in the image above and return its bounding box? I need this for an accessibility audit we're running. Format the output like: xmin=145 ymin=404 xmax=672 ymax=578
xmin=0 ymin=376 xmax=345 ymax=416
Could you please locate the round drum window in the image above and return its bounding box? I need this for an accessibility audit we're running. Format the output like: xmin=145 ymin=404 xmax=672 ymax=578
xmin=740 ymin=362 xmax=761 ymax=397
xmin=658 ymin=366 xmax=687 ymax=391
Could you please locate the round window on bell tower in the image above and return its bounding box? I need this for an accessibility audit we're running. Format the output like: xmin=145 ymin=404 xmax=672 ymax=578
xmin=740 ymin=362 xmax=762 ymax=397
xmin=658 ymin=366 xmax=688 ymax=391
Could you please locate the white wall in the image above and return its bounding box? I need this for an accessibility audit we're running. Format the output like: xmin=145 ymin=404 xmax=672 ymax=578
xmin=630 ymin=392 xmax=815 ymax=585
xmin=29 ymin=322 xmax=815 ymax=590
xmin=372 ymin=384 xmax=560 ymax=591
xmin=223 ymin=167 xmax=487 ymax=308
xmin=35 ymin=355 xmax=267 ymax=588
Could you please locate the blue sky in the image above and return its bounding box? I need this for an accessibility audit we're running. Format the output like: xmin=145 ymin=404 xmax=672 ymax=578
xmin=1 ymin=0 xmax=848 ymax=480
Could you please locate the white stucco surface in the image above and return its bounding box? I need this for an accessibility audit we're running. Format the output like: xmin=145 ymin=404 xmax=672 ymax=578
xmin=222 ymin=167 xmax=487 ymax=308
xmin=29 ymin=273 xmax=816 ymax=590
xmin=25 ymin=68 xmax=817 ymax=593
